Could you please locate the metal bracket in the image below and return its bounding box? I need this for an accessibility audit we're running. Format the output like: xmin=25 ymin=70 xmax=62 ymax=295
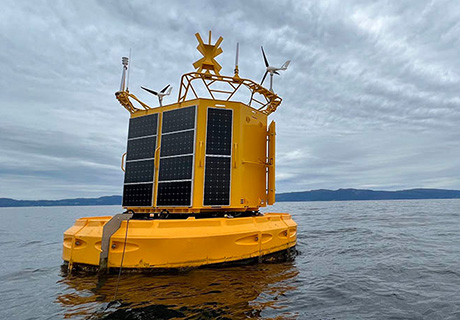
xmin=98 ymin=213 xmax=133 ymax=274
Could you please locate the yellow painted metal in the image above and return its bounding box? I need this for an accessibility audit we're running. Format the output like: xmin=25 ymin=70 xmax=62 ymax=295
xmin=116 ymin=72 xmax=282 ymax=116
xmin=176 ymin=72 xmax=282 ymax=115
xmin=123 ymin=98 xmax=270 ymax=213
xmin=115 ymin=90 xmax=152 ymax=114
xmin=268 ymin=121 xmax=276 ymax=205
xmin=63 ymin=213 xmax=297 ymax=269
xmin=193 ymin=31 xmax=223 ymax=75
xmin=120 ymin=152 xmax=126 ymax=172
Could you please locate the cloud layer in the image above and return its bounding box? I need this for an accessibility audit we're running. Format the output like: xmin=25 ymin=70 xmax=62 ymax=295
xmin=1 ymin=0 xmax=459 ymax=199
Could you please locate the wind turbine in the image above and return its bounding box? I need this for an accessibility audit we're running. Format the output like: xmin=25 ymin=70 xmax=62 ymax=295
xmin=260 ymin=46 xmax=290 ymax=92
xmin=141 ymin=84 xmax=172 ymax=107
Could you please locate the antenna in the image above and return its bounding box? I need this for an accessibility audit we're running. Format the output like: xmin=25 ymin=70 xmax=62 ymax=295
xmin=260 ymin=46 xmax=290 ymax=92
xmin=126 ymin=49 xmax=132 ymax=91
xmin=234 ymin=42 xmax=240 ymax=78
xmin=119 ymin=56 xmax=129 ymax=92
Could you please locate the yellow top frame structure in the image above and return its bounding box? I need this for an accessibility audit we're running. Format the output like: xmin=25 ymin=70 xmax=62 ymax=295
xmin=116 ymin=31 xmax=283 ymax=116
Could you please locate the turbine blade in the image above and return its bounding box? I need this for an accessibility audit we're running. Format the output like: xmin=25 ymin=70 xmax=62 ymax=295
xmin=166 ymin=86 xmax=172 ymax=95
xmin=261 ymin=46 xmax=269 ymax=67
xmin=274 ymin=71 xmax=280 ymax=75
xmin=160 ymin=84 xmax=170 ymax=93
xmin=141 ymin=86 xmax=158 ymax=96
xmin=260 ymin=70 xmax=268 ymax=85
xmin=281 ymin=60 xmax=291 ymax=70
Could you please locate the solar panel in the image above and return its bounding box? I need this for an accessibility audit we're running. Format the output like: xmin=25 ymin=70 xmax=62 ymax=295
xmin=158 ymin=155 xmax=193 ymax=181
xmin=159 ymin=130 xmax=195 ymax=157
xmin=123 ymin=183 xmax=154 ymax=207
xmin=126 ymin=136 xmax=157 ymax=161
xmin=123 ymin=113 xmax=159 ymax=207
xmin=203 ymin=156 xmax=231 ymax=206
xmin=157 ymin=106 xmax=196 ymax=206
xmin=162 ymin=106 xmax=196 ymax=134
xmin=124 ymin=159 xmax=155 ymax=184
xmin=203 ymin=108 xmax=232 ymax=206
xmin=156 ymin=181 xmax=192 ymax=206
xmin=206 ymin=108 xmax=232 ymax=155
xmin=128 ymin=113 xmax=158 ymax=139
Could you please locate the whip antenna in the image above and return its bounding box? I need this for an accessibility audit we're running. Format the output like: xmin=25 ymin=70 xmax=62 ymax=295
xmin=234 ymin=42 xmax=239 ymax=78
xmin=126 ymin=48 xmax=132 ymax=91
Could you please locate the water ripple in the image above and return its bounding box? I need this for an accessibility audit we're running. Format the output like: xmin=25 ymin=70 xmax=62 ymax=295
xmin=1 ymin=200 xmax=460 ymax=319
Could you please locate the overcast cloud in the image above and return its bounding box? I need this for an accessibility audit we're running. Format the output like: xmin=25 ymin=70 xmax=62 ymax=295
xmin=1 ymin=0 xmax=459 ymax=199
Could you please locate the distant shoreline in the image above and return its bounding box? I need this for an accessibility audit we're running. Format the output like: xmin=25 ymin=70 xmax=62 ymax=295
xmin=1 ymin=188 xmax=459 ymax=207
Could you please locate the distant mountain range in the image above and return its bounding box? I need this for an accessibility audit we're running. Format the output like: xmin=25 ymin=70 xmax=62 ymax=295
xmin=1 ymin=189 xmax=459 ymax=207
xmin=276 ymin=188 xmax=460 ymax=202
xmin=0 ymin=195 xmax=122 ymax=207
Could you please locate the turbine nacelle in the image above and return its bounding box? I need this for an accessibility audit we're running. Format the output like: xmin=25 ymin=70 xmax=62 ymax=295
xmin=266 ymin=60 xmax=290 ymax=73
xmin=141 ymin=84 xmax=172 ymax=107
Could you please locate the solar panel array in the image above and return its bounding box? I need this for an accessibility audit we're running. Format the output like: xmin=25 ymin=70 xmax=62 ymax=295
xmin=157 ymin=106 xmax=196 ymax=206
xmin=204 ymin=108 xmax=232 ymax=206
xmin=122 ymin=106 xmax=234 ymax=209
xmin=122 ymin=113 xmax=158 ymax=206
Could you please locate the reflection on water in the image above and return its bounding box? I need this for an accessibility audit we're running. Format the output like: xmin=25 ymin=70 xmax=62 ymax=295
xmin=57 ymin=262 xmax=299 ymax=319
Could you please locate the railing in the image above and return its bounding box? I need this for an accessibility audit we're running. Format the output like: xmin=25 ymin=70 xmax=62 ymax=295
xmin=115 ymin=72 xmax=282 ymax=116
xmin=178 ymin=72 xmax=282 ymax=115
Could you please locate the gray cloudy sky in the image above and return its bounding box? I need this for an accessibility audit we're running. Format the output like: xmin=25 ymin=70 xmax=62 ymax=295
xmin=1 ymin=0 xmax=459 ymax=200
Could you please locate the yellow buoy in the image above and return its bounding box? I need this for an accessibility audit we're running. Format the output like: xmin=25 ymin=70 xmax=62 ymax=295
xmin=63 ymin=31 xmax=297 ymax=272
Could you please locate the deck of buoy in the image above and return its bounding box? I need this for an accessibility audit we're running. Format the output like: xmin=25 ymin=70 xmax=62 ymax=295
xmin=63 ymin=213 xmax=297 ymax=270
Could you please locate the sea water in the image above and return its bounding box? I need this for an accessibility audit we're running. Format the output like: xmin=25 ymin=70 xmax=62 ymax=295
xmin=0 ymin=199 xmax=459 ymax=319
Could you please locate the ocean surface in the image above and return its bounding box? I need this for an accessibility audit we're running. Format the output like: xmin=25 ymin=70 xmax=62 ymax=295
xmin=0 ymin=199 xmax=459 ymax=319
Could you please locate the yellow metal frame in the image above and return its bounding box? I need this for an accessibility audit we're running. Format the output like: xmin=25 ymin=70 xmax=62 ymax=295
xmin=193 ymin=31 xmax=223 ymax=75
xmin=267 ymin=121 xmax=276 ymax=205
xmin=115 ymin=90 xmax=152 ymax=114
xmin=177 ymin=72 xmax=282 ymax=115
xmin=115 ymin=73 xmax=282 ymax=116
xmin=115 ymin=32 xmax=282 ymax=116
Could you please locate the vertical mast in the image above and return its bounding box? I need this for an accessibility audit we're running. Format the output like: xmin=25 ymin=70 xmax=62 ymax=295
xmin=120 ymin=56 xmax=129 ymax=92
xmin=126 ymin=49 xmax=132 ymax=91
xmin=234 ymin=42 xmax=239 ymax=78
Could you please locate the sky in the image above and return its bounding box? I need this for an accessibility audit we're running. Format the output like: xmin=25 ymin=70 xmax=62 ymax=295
xmin=1 ymin=0 xmax=460 ymax=200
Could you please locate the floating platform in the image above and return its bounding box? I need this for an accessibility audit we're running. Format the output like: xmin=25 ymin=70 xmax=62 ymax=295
xmin=63 ymin=213 xmax=297 ymax=271
xmin=62 ymin=31 xmax=298 ymax=272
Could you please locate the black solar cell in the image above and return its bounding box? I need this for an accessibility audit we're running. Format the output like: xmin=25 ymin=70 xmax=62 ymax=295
xmin=162 ymin=106 xmax=196 ymax=134
xmin=124 ymin=159 xmax=155 ymax=184
xmin=126 ymin=136 xmax=157 ymax=161
xmin=124 ymin=113 xmax=159 ymax=207
xmin=160 ymin=130 xmax=195 ymax=157
xmin=122 ymin=183 xmax=154 ymax=207
xmin=128 ymin=113 xmax=158 ymax=139
xmin=206 ymin=108 xmax=232 ymax=156
xmin=203 ymin=156 xmax=231 ymax=206
xmin=158 ymin=155 xmax=193 ymax=181
xmin=157 ymin=181 xmax=192 ymax=206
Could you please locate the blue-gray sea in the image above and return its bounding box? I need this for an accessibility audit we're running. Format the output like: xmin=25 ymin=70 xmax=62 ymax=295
xmin=0 ymin=199 xmax=459 ymax=319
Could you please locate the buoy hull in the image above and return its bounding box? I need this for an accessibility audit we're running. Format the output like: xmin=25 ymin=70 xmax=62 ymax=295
xmin=63 ymin=213 xmax=297 ymax=270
